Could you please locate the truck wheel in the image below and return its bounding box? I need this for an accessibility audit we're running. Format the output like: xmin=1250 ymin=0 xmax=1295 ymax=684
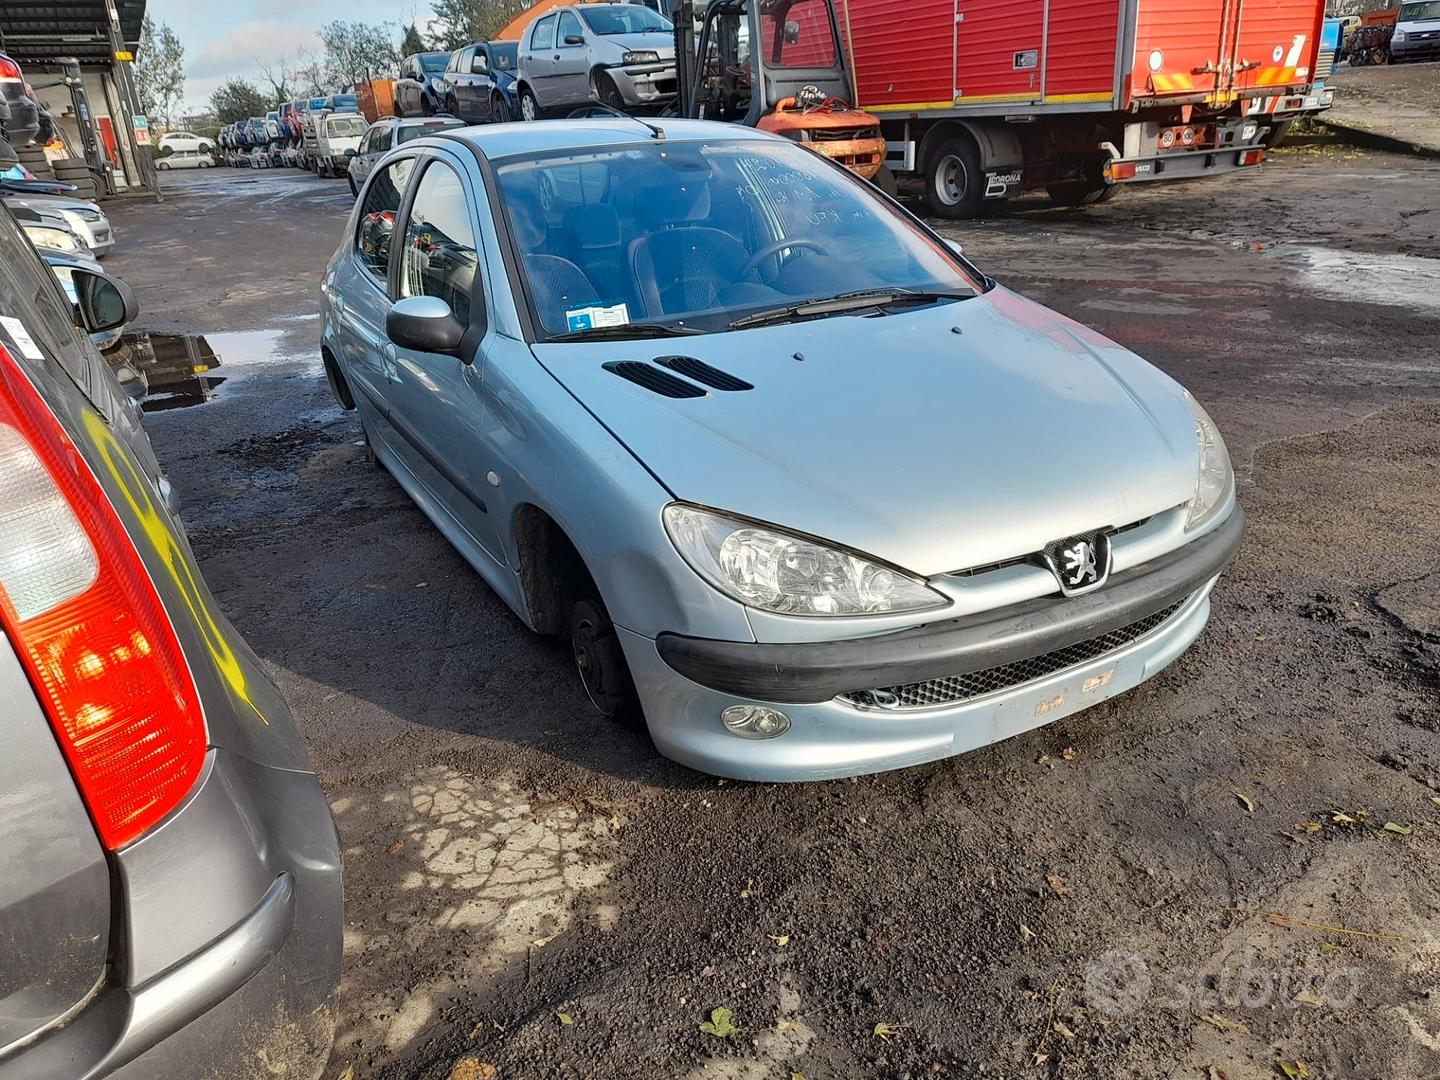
xmin=1046 ymin=181 xmax=1121 ymax=207
xmin=1263 ymin=119 xmax=1295 ymax=148
xmin=924 ymin=135 xmax=984 ymax=219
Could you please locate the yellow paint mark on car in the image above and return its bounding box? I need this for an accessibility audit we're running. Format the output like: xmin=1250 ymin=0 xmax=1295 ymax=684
xmin=82 ymin=410 xmax=268 ymax=724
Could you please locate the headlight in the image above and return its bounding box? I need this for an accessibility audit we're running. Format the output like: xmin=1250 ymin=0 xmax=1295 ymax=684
xmin=1185 ymin=395 xmax=1234 ymax=531
xmin=663 ymin=504 xmax=946 ymax=617
xmin=1393 ymin=30 xmax=1407 ymax=42
xmin=69 ymin=207 xmax=104 ymax=223
xmin=24 ymin=225 xmax=80 ymax=253
xmin=622 ymin=50 xmax=660 ymax=64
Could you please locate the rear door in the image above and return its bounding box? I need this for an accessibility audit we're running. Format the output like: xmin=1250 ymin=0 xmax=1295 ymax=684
xmin=0 ymin=207 xmax=112 ymax=1056
xmin=956 ymin=0 xmax=1046 ymax=104
xmin=1130 ymin=0 xmax=1230 ymax=100
xmin=526 ymin=15 xmax=560 ymax=105
xmin=1224 ymin=0 xmax=1321 ymax=98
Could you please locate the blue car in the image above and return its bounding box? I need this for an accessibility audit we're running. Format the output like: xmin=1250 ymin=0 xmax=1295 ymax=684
xmin=320 ymin=119 xmax=1242 ymax=782
xmin=440 ymin=40 xmax=520 ymax=123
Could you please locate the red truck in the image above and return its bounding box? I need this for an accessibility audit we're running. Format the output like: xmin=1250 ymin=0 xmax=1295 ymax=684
xmin=834 ymin=0 xmax=1330 ymax=216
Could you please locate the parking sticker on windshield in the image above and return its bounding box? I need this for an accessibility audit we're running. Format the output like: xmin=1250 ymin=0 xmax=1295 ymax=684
xmin=0 ymin=316 xmax=45 ymax=361
xmin=565 ymin=301 xmax=629 ymax=333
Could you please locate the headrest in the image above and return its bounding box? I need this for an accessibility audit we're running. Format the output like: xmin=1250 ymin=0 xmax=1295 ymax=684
xmin=566 ymin=204 xmax=622 ymax=250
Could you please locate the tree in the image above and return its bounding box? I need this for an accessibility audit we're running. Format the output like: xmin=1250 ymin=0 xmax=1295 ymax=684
xmin=293 ymin=50 xmax=330 ymax=98
xmin=400 ymin=22 xmax=429 ymax=57
xmin=429 ymin=0 xmax=527 ymax=50
xmin=134 ymin=14 xmax=186 ymax=126
xmin=209 ymin=78 xmax=271 ymax=125
xmin=256 ymin=57 xmax=292 ymax=102
xmin=320 ymin=20 xmax=400 ymax=88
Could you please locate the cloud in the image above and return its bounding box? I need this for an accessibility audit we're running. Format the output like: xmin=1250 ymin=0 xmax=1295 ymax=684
xmin=181 ymin=19 xmax=325 ymax=110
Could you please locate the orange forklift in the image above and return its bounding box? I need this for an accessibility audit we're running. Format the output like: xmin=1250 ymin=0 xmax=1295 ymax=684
xmin=670 ymin=0 xmax=888 ymax=184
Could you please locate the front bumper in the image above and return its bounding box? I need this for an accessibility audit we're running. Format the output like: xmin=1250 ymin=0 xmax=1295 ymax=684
xmin=1391 ymin=36 xmax=1440 ymax=60
xmin=638 ymin=507 xmax=1243 ymax=780
xmin=64 ymin=213 xmax=114 ymax=255
xmin=607 ymin=62 xmax=679 ymax=105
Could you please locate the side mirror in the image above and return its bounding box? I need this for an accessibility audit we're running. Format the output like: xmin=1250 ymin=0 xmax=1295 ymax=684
xmin=72 ymin=268 xmax=140 ymax=333
xmin=945 ymin=238 xmax=964 ymax=257
xmin=345 ymin=147 xmax=358 ymax=157
xmin=564 ymin=34 xmax=585 ymax=45
xmin=387 ymin=296 xmax=465 ymax=357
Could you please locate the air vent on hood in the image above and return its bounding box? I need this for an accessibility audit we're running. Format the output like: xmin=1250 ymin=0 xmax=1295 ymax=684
xmin=603 ymin=361 xmax=707 ymax=399
xmin=654 ymin=356 xmax=753 ymax=392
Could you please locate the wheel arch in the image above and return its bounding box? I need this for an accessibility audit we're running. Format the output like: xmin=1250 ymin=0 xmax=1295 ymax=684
xmin=510 ymin=503 xmax=598 ymax=635
xmin=320 ymin=341 xmax=355 ymax=410
xmin=918 ymin=119 xmax=1023 ymax=174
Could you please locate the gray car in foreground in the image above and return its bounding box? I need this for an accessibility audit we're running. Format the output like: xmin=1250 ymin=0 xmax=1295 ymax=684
xmin=320 ymin=118 xmax=1242 ymax=782
xmin=0 ymin=205 xmax=341 ymax=1077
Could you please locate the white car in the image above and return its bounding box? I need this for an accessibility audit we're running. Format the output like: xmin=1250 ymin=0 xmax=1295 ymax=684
xmin=157 ymin=130 xmax=213 ymax=154
xmin=2 ymin=191 xmax=114 ymax=257
xmin=155 ymin=149 xmax=213 ymax=171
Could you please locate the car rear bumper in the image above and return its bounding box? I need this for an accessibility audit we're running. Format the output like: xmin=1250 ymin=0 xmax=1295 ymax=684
xmin=0 ymin=751 xmax=343 ymax=1080
xmin=634 ymin=507 xmax=1242 ymax=781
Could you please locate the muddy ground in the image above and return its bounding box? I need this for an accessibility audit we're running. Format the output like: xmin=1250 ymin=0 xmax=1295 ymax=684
xmin=102 ymin=146 xmax=1440 ymax=1080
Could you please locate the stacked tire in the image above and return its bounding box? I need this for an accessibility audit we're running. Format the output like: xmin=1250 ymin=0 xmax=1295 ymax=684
xmin=52 ymin=158 xmax=100 ymax=201
xmin=16 ymin=143 xmax=53 ymax=182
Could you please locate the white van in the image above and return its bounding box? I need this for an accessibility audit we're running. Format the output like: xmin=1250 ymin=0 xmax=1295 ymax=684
xmin=314 ymin=113 xmax=369 ymax=179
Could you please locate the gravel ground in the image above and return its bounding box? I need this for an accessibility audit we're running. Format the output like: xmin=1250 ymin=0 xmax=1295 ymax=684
xmin=101 ymin=145 xmax=1440 ymax=1080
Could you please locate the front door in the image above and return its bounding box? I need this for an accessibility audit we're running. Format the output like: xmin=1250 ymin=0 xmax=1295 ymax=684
xmin=388 ymin=155 xmax=501 ymax=559
xmin=552 ymin=10 xmax=592 ymax=105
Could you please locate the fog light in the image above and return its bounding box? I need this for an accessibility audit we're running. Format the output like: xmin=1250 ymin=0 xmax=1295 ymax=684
xmin=721 ymin=705 xmax=791 ymax=739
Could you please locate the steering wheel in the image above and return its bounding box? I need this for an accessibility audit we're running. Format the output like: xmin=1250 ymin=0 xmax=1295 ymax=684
xmin=742 ymin=238 xmax=831 ymax=279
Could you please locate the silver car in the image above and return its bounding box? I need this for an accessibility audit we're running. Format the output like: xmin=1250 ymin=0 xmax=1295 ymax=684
xmin=346 ymin=115 xmax=465 ymax=197
xmin=3 ymin=191 xmax=114 ymax=256
xmin=320 ymin=119 xmax=1243 ymax=782
xmin=516 ymin=2 xmax=677 ymax=118
xmin=0 ymin=204 xmax=341 ymax=1075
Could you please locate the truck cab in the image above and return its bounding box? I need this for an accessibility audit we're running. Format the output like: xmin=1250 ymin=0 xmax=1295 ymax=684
xmin=673 ymin=0 xmax=886 ymax=181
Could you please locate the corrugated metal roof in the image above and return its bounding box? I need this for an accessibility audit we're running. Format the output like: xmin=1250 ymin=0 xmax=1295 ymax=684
xmin=0 ymin=1 xmax=146 ymax=68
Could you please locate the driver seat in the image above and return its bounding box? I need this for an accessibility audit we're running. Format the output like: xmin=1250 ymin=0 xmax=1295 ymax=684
xmin=626 ymin=169 xmax=750 ymax=317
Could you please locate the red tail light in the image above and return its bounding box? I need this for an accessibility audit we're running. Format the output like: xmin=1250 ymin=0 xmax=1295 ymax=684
xmin=0 ymin=56 xmax=22 ymax=81
xmin=1105 ymin=160 xmax=1138 ymax=182
xmin=0 ymin=343 xmax=206 ymax=850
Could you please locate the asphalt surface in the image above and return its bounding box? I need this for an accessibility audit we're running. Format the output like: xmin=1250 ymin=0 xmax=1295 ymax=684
xmin=103 ymin=148 xmax=1440 ymax=1080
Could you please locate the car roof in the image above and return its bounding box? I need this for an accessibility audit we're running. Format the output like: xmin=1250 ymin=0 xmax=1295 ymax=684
xmin=442 ymin=118 xmax=777 ymax=160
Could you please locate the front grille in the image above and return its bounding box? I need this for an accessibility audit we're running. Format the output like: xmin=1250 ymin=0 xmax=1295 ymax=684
xmin=840 ymin=599 xmax=1187 ymax=711
xmin=809 ymin=126 xmax=882 ymax=143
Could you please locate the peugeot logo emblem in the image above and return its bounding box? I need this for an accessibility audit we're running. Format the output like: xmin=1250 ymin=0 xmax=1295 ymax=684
xmin=1061 ymin=539 xmax=1099 ymax=588
xmin=1044 ymin=532 xmax=1113 ymax=597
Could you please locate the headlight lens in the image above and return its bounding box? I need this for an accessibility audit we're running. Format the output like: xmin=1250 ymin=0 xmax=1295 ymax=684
xmin=1185 ymin=395 xmax=1234 ymax=531
xmin=663 ymin=504 xmax=946 ymax=617
xmin=623 ymin=50 xmax=660 ymax=64
xmin=24 ymin=225 xmax=80 ymax=253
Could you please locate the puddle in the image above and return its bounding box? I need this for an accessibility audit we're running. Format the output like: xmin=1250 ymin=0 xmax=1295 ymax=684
xmin=110 ymin=328 xmax=291 ymax=411
xmin=1267 ymin=245 xmax=1440 ymax=316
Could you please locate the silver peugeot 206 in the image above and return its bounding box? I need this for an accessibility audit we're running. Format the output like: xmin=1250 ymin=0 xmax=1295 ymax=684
xmin=320 ymin=118 xmax=1243 ymax=782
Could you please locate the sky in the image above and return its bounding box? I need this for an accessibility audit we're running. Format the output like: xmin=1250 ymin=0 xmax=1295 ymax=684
xmin=149 ymin=0 xmax=434 ymax=114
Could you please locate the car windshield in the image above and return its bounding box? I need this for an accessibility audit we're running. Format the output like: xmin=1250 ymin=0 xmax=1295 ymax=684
xmin=579 ymin=6 xmax=672 ymax=34
xmin=491 ymin=43 xmax=518 ymax=70
xmin=395 ymin=118 xmax=466 ymax=144
xmin=420 ymin=53 xmax=450 ymax=73
xmin=1400 ymin=1 xmax=1440 ymax=17
xmin=327 ymin=116 xmax=366 ymax=136
xmin=495 ymin=139 xmax=980 ymax=339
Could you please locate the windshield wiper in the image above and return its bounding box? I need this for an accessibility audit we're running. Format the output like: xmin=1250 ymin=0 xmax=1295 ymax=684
xmin=548 ymin=322 xmax=703 ymax=342
xmin=728 ymin=289 xmax=973 ymax=331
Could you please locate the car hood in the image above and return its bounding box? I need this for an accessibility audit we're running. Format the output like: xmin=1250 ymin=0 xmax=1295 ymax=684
xmin=602 ymin=32 xmax=676 ymax=59
xmin=531 ymin=287 xmax=1201 ymax=576
xmin=3 ymin=193 xmax=100 ymax=215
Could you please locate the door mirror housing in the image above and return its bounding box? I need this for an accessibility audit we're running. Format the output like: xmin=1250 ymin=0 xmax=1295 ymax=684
xmin=71 ymin=268 xmax=140 ymax=334
xmin=563 ymin=34 xmax=585 ymax=45
xmin=345 ymin=147 xmax=358 ymax=156
xmin=387 ymin=296 xmax=466 ymax=357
